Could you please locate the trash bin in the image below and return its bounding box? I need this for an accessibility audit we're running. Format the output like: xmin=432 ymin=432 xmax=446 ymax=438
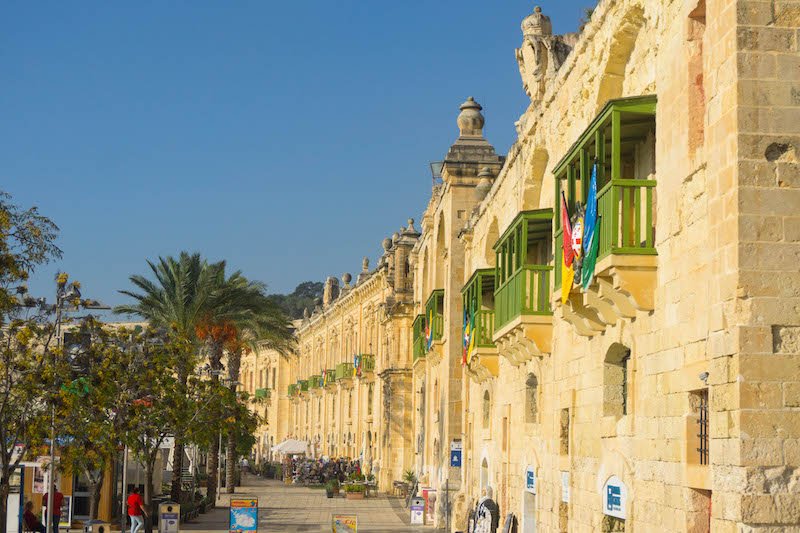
xmin=159 ymin=502 xmax=180 ymax=533
xmin=83 ymin=519 xmax=112 ymax=533
xmin=410 ymin=496 xmax=425 ymax=525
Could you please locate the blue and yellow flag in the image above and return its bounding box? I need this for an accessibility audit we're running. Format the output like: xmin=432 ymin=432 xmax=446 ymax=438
xmin=425 ymin=309 xmax=434 ymax=351
xmin=581 ymin=163 xmax=600 ymax=289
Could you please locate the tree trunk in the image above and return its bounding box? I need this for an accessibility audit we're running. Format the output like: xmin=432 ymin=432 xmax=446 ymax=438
xmin=88 ymin=476 xmax=103 ymax=520
xmin=144 ymin=461 xmax=154 ymax=533
xmin=225 ymin=349 xmax=242 ymax=494
xmin=206 ymin=441 xmax=218 ymax=507
xmin=225 ymin=431 xmax=237 ymax=494
xmin=170 ymin=440 xmax=184 ymax=503
xmin=0 ymin=480 xmax=9 ymax=533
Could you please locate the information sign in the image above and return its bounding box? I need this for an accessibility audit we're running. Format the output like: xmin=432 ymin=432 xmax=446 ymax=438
xmin=449 ymin=440 xmax=462 ymax=468
xmin=229 ymin=499 xmax=258 ymax=533
xmin=331 ymin=514 xmax=357 ymax=533
xmin=602 ymin=475 xmax=628 ymax=519
xmin=525 ymin=465 xmax=536 ymax=494
xmin=560 ymin=471 xmax=570 ymax=503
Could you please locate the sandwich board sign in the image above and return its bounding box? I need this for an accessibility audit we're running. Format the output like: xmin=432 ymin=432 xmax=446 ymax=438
xmin=230 ymin=499 xmax=258 ymax=533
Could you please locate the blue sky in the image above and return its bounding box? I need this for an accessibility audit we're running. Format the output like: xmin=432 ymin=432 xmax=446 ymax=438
xmin=3 ymin=1 xmax=588 ymax=307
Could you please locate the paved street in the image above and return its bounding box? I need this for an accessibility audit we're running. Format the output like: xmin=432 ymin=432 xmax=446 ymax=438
xmin=183 ymin=476 xmax=428 ymax=533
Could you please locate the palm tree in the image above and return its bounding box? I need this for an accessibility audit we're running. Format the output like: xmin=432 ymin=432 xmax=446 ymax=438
xmin=195 ymin=272 xmax=295 ymax=494
xmin=115 ymin=252 xmax=223 ymax=503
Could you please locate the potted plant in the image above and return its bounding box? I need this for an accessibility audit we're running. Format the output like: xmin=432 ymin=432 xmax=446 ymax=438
xmin=324 ymin=480 xmax=339 ymax=498
xmin=344 ymin=483 xmax=366 ymax=500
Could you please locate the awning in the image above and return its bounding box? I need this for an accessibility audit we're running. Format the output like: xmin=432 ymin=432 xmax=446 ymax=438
xmin=271 ymin=439 xmax=309 ymax=455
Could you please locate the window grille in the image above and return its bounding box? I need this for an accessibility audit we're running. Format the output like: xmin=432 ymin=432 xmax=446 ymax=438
xmin=697 ymin=390 xmax=709 ymax=465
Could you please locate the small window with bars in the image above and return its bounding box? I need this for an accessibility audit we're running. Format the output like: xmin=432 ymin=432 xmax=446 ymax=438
xmin=696 ymin=389 xmax=709 ymax=465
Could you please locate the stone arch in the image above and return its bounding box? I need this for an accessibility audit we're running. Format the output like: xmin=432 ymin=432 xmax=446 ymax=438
xmin=595 ymin=4 xmax=646 ymax=112
xmin=484 ymin=217 xmax=500 ymax=266
xmin=522 ymin=147 xmax=550 ymax=210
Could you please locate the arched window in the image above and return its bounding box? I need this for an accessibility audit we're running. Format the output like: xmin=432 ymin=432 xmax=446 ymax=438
xmin=482 ymin=390 xmax=491 ymax=429
xmin=525 ymin=374 xmax=539 ymax=423
xmin=367 ymin=383 xmax=374 ymax=416
xmin=604 ymin=344 xmax=632 ymax=417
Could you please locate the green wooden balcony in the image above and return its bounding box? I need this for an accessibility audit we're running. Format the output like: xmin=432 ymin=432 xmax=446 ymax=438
xmin=552 ymin=95 xmax=658 ymax=329
xmin=553 ymin=95 xmax=657 ymax=289
xmin=462 ymin=269 xmax=497 ymax=349
xmin=298 ymin=379 xmax=309 ymax=392
xmin=335 ymin=362 xmax=355 ymax=382
xmin=494 ymin=209 xmax=554 ymax=331
xmin=254 ymin=388 xmax=270 ymax=400
xmin=492 ymin=209 xmax=554 ymax=361
xmin=323 ymin=368 xmax=336 ymax=387
xmin=360 ymin=354 xmax=375 ymax=374
xmin=287 ymin=384 xmax=298 ymax=397
xmin=308 ymin=375 xmax=322 ymax=389
xmin=424 ymin=289 xmax=445 ymax=344
xmin=412 ymin=314 xmax=426 ymax=363
xmin=462 ymin=268 xmax=499 ymax=382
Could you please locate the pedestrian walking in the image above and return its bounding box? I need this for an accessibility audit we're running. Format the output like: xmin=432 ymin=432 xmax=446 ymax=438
xmin=127 ymin=487 xmax=147 ymax=533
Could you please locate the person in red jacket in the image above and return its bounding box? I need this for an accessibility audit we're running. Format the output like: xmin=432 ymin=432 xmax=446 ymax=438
xmin=23 ymin=501 xmax=45 ymax=533
xmin=42 ymin=489 xmax=64 ymax=532
xmin=126 ymin=487 xmax=147 ymax=533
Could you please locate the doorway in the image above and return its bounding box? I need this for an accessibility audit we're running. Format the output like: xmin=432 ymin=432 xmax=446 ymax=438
xmin=522 ymin=490 xmax=536 ymax=532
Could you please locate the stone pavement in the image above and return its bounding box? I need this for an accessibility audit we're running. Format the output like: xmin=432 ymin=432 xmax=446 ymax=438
xmin=182 ymin=476 xmax=429 ymax=533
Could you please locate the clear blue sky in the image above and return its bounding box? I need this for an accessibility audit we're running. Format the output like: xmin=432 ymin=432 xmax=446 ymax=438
xmin=3 ymin=1 xmax=587 ymax=307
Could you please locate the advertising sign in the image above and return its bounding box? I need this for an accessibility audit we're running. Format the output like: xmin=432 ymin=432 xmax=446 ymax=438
xmin=560 ymin=471 xmax=570 ymax=503
xmin=59 ymin=496 xmax=73 ymax=531
xmin=602 ymin=475 xmax=628 ymax=519
xmin=525 ymin=465 xmax=536 ymax=494
xmin=229 ymin=499 xmax=258 ymax=533
xmin=331 ymin=514 xmax=357 ymax=533
xmin=422 ymin=488 xmax=437 ymax=524
xmin=449 ymin=440 xmax=462 ymax=468
xmin=410 ymin=497 xmax=425 ymax=525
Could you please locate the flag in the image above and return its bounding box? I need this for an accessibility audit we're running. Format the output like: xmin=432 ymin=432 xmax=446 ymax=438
xmin=560 ymin=192 xmax=576 ymax=303
xmin=425 ymin=309 xmax=434 ymax=351
xmin=462 ymin=306 xmax=475 ymax=365
xmin=581 ymin=163 xmax=600 ymax=289
xmin=353 ymin=354 xmax=360 ymax=377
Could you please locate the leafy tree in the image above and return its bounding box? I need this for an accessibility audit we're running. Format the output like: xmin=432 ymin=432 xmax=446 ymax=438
xmin=267 ymin=281 xmax=323 ymax=319
xmin=0 ymin=192 xmax=62 ymax=529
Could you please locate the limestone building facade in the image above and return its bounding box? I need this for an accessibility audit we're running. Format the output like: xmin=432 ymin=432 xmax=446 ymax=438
xmin=260 ymin=0 xmax=800 ymax=530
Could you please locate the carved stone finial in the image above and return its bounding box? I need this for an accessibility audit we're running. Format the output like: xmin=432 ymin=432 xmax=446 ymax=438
xmin=382 ymin=238 xmax=392 ymax=251
xmin=391 ymin=232 xmax=400 ymax=244
xmin=522 ymin=6 xmax=553 ymax=38
xmin=457 ymin=97 xmax=485 ymax=137
xmin=303 ymin=307 xmax=310 ymax=319
xmin=342 ymin=273 xmax=352 ymax=289
xmin=407 ymin=218 xmax=416 ymax=232
xmin=322 ymin=276 xmax=340 ymax=306
xmin=362 ymin=257 xmax=369 ymax=271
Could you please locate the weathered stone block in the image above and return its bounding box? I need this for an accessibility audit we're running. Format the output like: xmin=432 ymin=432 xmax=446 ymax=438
xmin=772 ymin=326 xmax=800 ymax=353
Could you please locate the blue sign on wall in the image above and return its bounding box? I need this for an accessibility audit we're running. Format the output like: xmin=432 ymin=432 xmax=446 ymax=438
xmin=525 ymin=465 xmax=536 ymax=494
xmin=602 ymin=476 xmax=627 ymax=520
xmin=450 ymin=440 xmax=462 ymax=467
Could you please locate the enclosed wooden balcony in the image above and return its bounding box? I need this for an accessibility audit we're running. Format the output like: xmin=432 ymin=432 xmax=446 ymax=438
xmin=308 ymin=375 xmax=323 ymax=393
xmin=424 ymin=289 xmax=445 ymax=365
xmin=492 ymin=209 xmax=554 ymax=364
xmin=323 ymin=368 xmax=336 ymax=389
xmin=254 ymin=388 xmax=270 ymax=400
xmin=298 ymin=379 xmax=309 ymax=395
xmin=356 ymin=354 xmax=375 ymax=379
xmin=335 ymin=362 xmax=355 ymax=387
xmin=462 ymin=268 xmax=498 ymax=382
xmin=287 ymin=383 xmax=298 ymax=399
xmin=553 ymin=95 xmax=657 ymax=336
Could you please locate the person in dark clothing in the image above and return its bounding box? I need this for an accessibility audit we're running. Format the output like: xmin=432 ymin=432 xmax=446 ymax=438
xmin=23 ymin=501 xmax=46 ymax=533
